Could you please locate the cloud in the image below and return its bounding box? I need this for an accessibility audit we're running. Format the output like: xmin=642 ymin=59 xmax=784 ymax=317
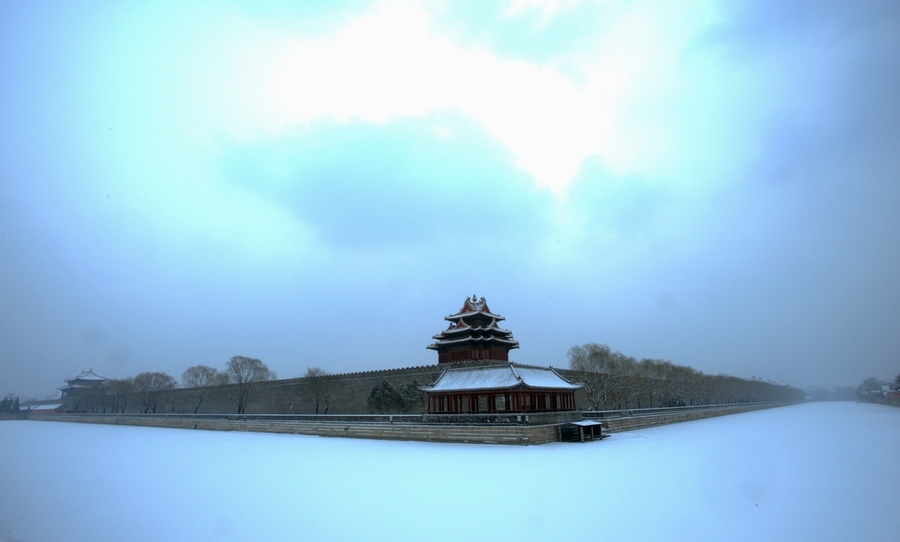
xmin=221 ymin=113 xmax=552 ymax=251
xmin=176 ymin=0 xmax=726 ymax=191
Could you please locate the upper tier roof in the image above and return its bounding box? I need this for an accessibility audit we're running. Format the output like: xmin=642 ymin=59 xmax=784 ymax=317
xmin=444 ymin=295 xmax=505 ymax=322
xmin=64 ymin=369 xmax=107 ymax=383
xmin=439 ymin=318 xmax=512 ymax=335
xmin=428 ymin=295 xmax=520 ymax=353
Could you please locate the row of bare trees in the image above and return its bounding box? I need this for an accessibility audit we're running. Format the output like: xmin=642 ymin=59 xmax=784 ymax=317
xmin=567 ymin=343 xmax=804 ymax=410
xmin=72 ymin=357 xmax=341 ymax=415
xmin=71 ymin=356 xmax=282 ymax=414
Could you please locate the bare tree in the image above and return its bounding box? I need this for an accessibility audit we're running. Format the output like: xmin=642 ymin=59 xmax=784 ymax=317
xmin=182 ymin=365 xmax=227 ymax=414
xmin=132 ymin=372 xmax=178 ymax=413
xmin=303 ymin=367 xmax=334 ymax=415
xmin=570 ymin=342 xmax=805 ymax=409
xmin=72 ymin=385 xmax=108 ymax=413
xmin=608 ymin=353 xmax=639 ymax=409
xmin=568 ymin=343 xmax=615 ymax=410
xmin=225 ymin=356 xmax=276 ymax=414
xmin=638 ymin=358 xmax=670 ymax=408
xmin=105 ymin=377 xmax=135 ymax=413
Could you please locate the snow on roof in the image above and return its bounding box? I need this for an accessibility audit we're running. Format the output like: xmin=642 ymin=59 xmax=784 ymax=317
xmin=65 ymin=369 xmax=107 ymax=382
xmin=513 ymin=366 xmax=581 ymax=389
xmin=571 ymin=420 xmax=603 ymax=427
xmin=445 ymin=295 xmax=505 ymax=322
xmin=440 ymin=321 xmax=513 ymax=335
xmin=445 ymin=309 xmax=504 ymax=321
xmin=29 ymin=403 xmax=64 ymax=411
xmin=423 ymin=364 xmax=581 ymax=392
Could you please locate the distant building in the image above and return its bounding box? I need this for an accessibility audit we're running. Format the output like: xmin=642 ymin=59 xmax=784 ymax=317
xmin=25 ymin=402 xmax=67 ymax=414
xmin=427 ymin=295 xmax=519 ymax=364
xmin=59 ymin=369 xmax=107 ymax=401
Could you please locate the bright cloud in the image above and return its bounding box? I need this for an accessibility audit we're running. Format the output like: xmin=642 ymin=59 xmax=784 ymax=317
xmin=187 ymin=0 xmax=722 ymax=191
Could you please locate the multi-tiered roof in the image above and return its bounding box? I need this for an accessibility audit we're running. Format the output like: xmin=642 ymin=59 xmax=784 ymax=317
xmin=58 ymin=369 xmax=107 ymax=398
xmin=427 ymin=296 xmax=519 ymax=364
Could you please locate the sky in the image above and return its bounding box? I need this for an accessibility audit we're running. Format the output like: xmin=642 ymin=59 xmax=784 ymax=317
xmin=2 ymin=403 xmax=899 ymax=541
xmin=2 ymin=0 xmax=899 ymax=399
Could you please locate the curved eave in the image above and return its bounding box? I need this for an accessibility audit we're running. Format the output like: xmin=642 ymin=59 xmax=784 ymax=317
xmin=422 ymin=363 xmax=582 ymax=393
xmin=427 ymin=336 xmax=520 ymax=348
xmin=423 ymin=383 xmax=530 ymax=393
xmin=65 ymin=370 xmax=107 ymax=382
xmin=430 ymin=334 xmax=518 ymax=344
xmin=58 ymin=383 xmax=104 ymax=390
xmin=444 ymin=311 xmax=505 ymax=322
xmin=440 ymin=325 xmax=514 ymax=336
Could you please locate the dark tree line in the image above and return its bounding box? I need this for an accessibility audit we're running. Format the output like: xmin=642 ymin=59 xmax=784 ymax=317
xmin=60 ymin=357 xmax=355 ymax=415
xmin=367 ymin=380 xmax=425 ymax=414
xmin=0 ymin=394 xmax=19 ymax=414
xmin=66 ymin=355 xmax=278 ymax=414
xmin=568 ymin=343 xmax=804 ymax=410
xmin=855 ymin=373 xmax=900 ymax=403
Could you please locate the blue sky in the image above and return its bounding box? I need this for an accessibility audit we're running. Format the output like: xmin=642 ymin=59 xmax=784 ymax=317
xmin=2 ymin=0 xmax=899 ymax=398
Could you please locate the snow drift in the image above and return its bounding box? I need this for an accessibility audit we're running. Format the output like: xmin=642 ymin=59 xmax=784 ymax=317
xmin=1 ymin=402 xmax=897 ymax=541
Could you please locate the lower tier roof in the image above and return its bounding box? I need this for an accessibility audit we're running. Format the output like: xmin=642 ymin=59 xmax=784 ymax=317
xmin=421 ymin=363 xmax=582 ymax=393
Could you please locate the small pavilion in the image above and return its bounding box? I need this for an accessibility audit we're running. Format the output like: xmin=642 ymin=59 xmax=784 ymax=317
xmin=420 ymin=363 xmax=581 ymax=414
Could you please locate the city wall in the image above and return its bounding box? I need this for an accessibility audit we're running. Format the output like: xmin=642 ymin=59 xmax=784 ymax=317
xmin=84 ymin=360 xmax=548 ymax=415
xmin=584 ymin=402 xmax=790 ymax=432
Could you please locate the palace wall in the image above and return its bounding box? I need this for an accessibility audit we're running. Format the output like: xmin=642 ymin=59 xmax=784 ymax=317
xmin=92 ymin=360 xmax=519 ymax=415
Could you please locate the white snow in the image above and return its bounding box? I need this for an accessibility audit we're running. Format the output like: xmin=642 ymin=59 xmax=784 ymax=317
xmin=427 ymin=364 xmax=579 ymax=391
xmin=1 ymin=402 xmax=898 ymax=542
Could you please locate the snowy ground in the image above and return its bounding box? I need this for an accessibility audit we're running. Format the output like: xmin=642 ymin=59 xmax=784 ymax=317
xmin=1 ymin=402 xmax=897 ymax=542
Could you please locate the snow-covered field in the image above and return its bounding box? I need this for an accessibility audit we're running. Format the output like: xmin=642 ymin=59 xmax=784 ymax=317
xmin=1 ymin=402 xmax=897 ymax=542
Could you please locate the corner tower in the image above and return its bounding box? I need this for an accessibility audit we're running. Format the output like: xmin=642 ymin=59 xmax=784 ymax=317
xmin=427 ymin=295 xmax=519 ymax=364
xmin=59 ymin=369 xmax=107 ymax=399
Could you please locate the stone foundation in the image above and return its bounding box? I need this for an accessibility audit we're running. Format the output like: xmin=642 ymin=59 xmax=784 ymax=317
xmin=25 ymin=413 xmax=562 ymax=445
xmin=23 ymin=402 xmax=795 ymax=445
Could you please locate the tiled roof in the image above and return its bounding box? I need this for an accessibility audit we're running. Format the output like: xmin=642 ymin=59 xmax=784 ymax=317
xmin=422 ymin=363 xmax=582 ymax=392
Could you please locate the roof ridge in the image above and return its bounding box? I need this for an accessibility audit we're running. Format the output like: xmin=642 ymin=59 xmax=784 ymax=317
xmin=509 ymin=363 xmax=523 ymax=383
